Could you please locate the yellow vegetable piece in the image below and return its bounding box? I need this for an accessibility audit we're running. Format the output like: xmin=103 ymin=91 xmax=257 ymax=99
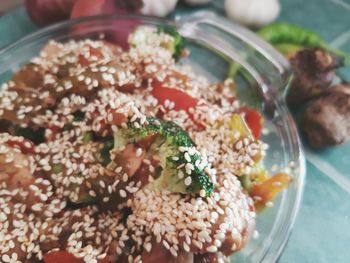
xmin=251 ymin=172 xmax=292 ymax=205
xmin=228 ymin=114 xmax=253 ymax=142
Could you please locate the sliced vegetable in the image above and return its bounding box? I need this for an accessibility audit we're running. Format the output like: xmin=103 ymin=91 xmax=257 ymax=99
xmin=251 ymin=172 xmax=292 ymax=204
xmin=228 ymin=113 xmax=253 ymax=141
xmin=240 ymin=107 xmax=263 ymax=140
xmin=151 ymin=83 xmax=207 ymax=130
xmin=152 ymin=83 xmax=198 ymax=112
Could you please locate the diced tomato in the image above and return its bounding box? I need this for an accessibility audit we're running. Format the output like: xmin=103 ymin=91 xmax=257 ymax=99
xmin=47 ymin=125 xmax=61 ymax=140
xmin=240 ymin=107 xmax=263 ymax=140
xmin=112 ymin=144 xmax=145 ymax=177
xmin=6 ymin=139 xmax=35 ymax=154
xmin=106 ymin=108 xmax=128 ymax=126
xmin=251 ymin=173 xmax=292 ymax=204
xmin=44 ymin=251 xmax=107 ymax=263
xmin=78 ymin=46 xmax=104 ymax=66
xmin=152 ymin=82 xmax=208 ymax=130
xmin=136 ymin=133 xmax=159 ymax=150
xmin=152 ymin=83 xmax=198 ymax=112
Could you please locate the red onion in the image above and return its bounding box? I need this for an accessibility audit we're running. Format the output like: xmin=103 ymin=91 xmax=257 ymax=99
xmin=71 ymin=0 xmax=142 ymax=49
xmin=25 ymin=0 xmax=77 ymax=26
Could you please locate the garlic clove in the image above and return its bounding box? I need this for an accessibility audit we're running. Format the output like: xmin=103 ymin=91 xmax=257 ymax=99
xmin=225 ymin=0 xmax=281 ymax=27
xmin=141 ymin=0 xmax=179 ymax=17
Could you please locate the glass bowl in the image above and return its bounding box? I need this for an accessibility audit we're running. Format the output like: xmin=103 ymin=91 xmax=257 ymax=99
xmin=0 ymin=13 xmax=305 ymax=263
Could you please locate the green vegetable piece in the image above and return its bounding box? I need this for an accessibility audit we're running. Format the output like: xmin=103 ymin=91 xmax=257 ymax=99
xmin=258 ymin=23 xmax=326 ymax=48
xmin=15 ymin=127 xmax=45 ymax=145
xmin=82 ymin=132 xmax=93 ymax=143
xmin=116 ymin=118 xmax=214 ymax=197
xmin=73 ymin=111 xmax=85 ymax=122
xmin=100 ymin=139 xmax=114 ymax=167
xmin=158 ymin=26 xmax=185 ymax=60
xmin=52 ymin=163 xmax=63 ymax=174
xmin=274 ymin=43 xmax=302 ymax=56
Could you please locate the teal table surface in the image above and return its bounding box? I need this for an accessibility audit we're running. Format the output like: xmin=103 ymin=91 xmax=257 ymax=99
xmin=1 ymin=1 xmax=349 ymax=262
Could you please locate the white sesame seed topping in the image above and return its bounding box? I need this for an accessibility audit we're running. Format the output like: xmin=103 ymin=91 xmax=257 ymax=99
xmin=136 ymin=148 xmax=142 ymax=157
xmin=184 ymin=176 xmax=192 ymax=186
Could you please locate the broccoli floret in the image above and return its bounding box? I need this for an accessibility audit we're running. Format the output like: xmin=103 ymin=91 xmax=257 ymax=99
xmin=128 ymin=26 xmax=185 ymax=61
xmin=157 ymin=26 xmax=185 ymax=60
xmin=114 ymin=118 xmax=214 ymax=197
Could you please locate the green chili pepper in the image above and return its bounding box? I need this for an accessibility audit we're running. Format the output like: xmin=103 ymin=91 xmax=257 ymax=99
xmin=274 ymin=43 xmax=302 ymax=56
xmin=258 ymin=23 xmax=327 ymax=48
xmin=258 ymin=23 xmax=350 ymax=63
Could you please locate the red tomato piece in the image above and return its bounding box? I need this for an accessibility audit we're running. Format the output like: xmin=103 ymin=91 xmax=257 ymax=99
xmin=6 ymin=139 xmax=35 ymax=154
xmin=47 ymin=125 xmax=61 ymax=140
xmin=151 ymin=82 xmax=208 ymax=130
xmin=78 ymin=46 xmax=104 ymax=66
xmin=240 ymin=107 xmax=263 ymax=140
xmin=151 ymin=83 xmax=198 ymax=112
xmin=106 ymin=108 xmax=128 ymax=126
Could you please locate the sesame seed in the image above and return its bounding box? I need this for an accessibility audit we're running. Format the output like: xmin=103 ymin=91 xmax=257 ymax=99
xmin=235 ymin=140 xmax=243 ymax=150
xmin=119 ymin=190 xmax=127 ymax=198
xmin=136 ymin=148 xmax=142 ymax=157
xmin=89 ymin=190 xmax=97 ymax=197
xmin=206 ymin=245 xmax=218 ymax=253
xmin=184 ymin=176 xmax=192 ymax=186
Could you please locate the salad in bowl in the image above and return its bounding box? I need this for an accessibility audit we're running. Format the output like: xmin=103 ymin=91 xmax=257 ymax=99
xmin=0 ymin=24 xmax=294 ymax=263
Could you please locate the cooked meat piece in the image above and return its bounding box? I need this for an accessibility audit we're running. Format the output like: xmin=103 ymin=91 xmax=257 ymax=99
xmin=301 ymin=84 xmax=350 ymax=148
xmin=287 ymin=48 xmax=343 ymax=106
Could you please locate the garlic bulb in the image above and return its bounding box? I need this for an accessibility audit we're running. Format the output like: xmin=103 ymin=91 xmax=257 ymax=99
xmin=141 ymin=0 xmax=178 ymax=17
xmin=184 ymin=0 xmax=212 ymax=5
xmin=225 ymin=0 xmax=281 ymax=27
